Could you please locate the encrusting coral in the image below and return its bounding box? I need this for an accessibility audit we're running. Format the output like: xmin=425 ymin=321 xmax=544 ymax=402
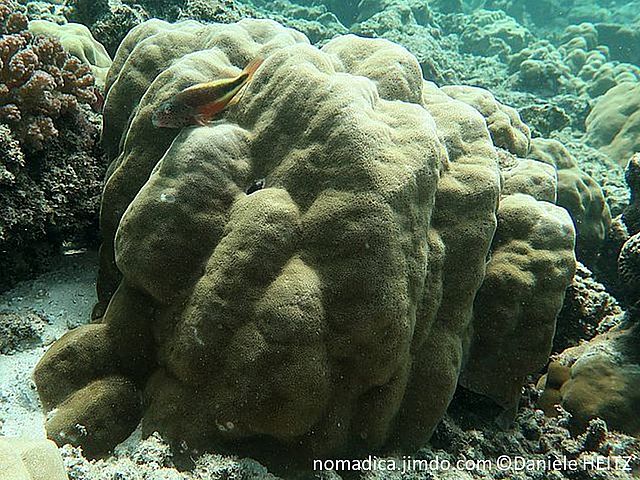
xmin=34 ymin=19 xmax=576 ymax=461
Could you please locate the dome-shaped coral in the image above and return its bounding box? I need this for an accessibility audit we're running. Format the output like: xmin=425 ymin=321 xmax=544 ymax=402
xmin=528 ymin=138 xmax=612 ymax=262
xmin=34 ymin=19 xmax=576 ymax=460
xmin=586 ymin=82 xmax=640 ymax=166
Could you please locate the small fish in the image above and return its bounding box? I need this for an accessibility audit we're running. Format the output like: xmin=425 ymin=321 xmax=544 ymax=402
xmin=152 ymin=56 xmax=264 ymax=128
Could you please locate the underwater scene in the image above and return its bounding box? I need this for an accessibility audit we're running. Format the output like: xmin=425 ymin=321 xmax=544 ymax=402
xmin=1 ymin=0 xmax=640 ymax=478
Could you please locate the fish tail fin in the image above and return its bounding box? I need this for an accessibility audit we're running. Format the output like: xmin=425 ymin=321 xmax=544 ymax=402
xmin=242 ymin=56 xmax=264 ymax=81
xmin=228 ymin=56 xmax=264 ymax=109
xmin=227 ymin=82 xmax=248 ymax=109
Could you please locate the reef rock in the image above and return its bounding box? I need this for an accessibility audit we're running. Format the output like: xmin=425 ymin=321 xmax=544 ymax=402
xmin=458 ymin=9 xmax=533 ymax=59
xmin=34 ymin=19 xmax=576 ymax=460
xmin=623 ymin=153 xmax=640 ymax=235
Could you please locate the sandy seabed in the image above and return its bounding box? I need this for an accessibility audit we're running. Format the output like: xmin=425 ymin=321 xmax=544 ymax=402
xmin=0 ymin=250 xmax=98 ymax=440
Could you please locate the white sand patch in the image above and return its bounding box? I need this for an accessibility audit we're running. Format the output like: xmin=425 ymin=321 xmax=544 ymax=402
xmin=0 ymin=250 xmax=98 ymax=439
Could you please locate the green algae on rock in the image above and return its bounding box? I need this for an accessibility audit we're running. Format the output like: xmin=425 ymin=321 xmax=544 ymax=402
xmin=34 ymin=19 xmax=576 ymax=460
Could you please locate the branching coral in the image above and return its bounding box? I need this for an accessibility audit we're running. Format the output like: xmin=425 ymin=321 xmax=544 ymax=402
xmin=0 ymin=0 xmax=106 ymax=291
xmin=0 ymin=0 xmax=27 ymax=34
xmin=0 ymin=0 xmax=96 ymax=151
xmin=28 ymin=20 xmax=113 ymax=88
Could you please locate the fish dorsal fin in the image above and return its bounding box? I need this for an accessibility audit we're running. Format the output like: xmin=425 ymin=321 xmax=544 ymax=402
xmin=185 ymin=56 xmax=266 ymax=125
xmin=181 ymin=77 xmax=226 ymax=95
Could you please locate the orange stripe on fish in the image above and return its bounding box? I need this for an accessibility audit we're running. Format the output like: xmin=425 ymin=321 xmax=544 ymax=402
xmin=152 ymin=56 xmax=264 ymax=129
